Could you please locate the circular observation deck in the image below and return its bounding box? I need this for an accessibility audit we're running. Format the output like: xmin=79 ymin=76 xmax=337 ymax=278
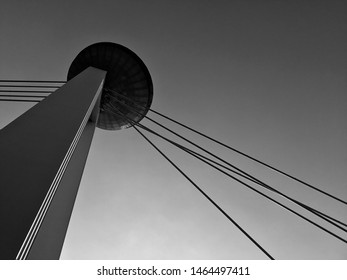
xmin=67 ymin=42 xmax=153 ymax=130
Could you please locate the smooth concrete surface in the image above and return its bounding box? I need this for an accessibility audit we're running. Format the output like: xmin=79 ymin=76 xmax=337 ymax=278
xmin=0 ymin=67 xmax=106 ymax=259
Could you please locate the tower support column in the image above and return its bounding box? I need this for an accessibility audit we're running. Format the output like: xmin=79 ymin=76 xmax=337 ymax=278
xmin=0 ymin=67 xmax=106 ymax=259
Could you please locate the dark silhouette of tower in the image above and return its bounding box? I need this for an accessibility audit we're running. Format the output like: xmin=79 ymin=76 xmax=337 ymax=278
xmin=0 ymin=42 xmax=153 ymax=259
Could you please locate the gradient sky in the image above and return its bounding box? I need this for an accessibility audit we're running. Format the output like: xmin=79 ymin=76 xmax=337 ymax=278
xmin=0 ymin=0 xmax=346 ymax=259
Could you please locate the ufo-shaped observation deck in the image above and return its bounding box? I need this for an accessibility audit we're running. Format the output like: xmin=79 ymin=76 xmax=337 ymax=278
xmin=67 ymin=42 xmax=153 ymax=130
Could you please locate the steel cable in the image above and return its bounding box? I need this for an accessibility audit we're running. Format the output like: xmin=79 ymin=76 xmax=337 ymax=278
xmin=104 ymin=105 xmax=347 ymax=245
xmin=134 ymin=124 xmax=275 ymax=260
xmin=104 ymin=88 xmax=347 ymax=206
xmin=104 ymin=94 xmax=347 ymax=231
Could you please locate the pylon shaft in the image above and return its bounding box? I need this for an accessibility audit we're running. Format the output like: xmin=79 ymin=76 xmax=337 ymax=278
xmin=0 ymin=67 xmax=106 ymax=259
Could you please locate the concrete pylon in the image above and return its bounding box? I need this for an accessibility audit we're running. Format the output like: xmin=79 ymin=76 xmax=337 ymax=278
xmin=0 ymin=67 xmax=106 ymax=259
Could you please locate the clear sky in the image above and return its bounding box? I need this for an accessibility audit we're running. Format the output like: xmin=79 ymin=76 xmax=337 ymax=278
xmin=0 ymin=0 xmax=346 ymax=259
